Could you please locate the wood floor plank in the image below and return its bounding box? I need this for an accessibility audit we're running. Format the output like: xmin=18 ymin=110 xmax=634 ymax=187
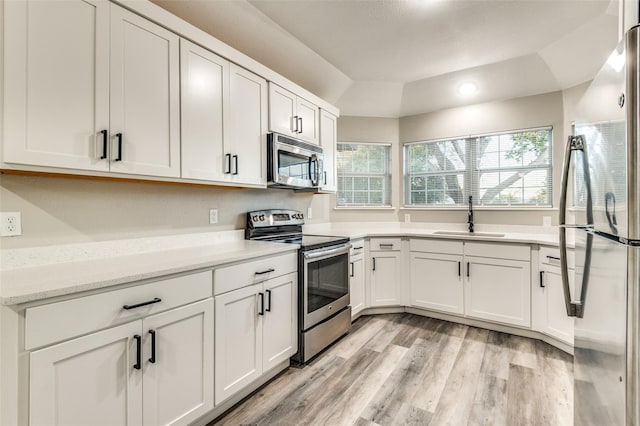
xmin=428 ymin=327 xmax=490 ymax=425
xmin=317 ymin=344 xmax=409 ymax=426
xmin=211 ymin=313 xmax=574 ymax=426
xmin=408 ymin=321 xmax=468 ymax=412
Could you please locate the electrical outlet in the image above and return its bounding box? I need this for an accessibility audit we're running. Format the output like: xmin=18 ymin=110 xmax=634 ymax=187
xmin=307 ymin=207 xmax=313 ymax=219
xmin=0 ymin=212 xmax=22 ymax=237
xmin=209 ymin=209 xmax=218 ymax=225
xmin=543 ymin=215 xmax=551 ymax=227
xmin=404 ymin=214 xmax=411 ymax=223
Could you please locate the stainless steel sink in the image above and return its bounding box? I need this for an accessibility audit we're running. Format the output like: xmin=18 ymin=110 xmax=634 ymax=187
xmin=433 ymin=231 xmax=505 ymax=237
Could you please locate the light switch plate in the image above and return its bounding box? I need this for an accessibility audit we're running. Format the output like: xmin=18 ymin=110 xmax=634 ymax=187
xmin=209 ymin=209 xmax=218 ymax=225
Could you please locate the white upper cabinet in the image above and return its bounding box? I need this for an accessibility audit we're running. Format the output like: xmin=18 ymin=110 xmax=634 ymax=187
xmin=319 ymin=110 xmax=337 ymax=192
xmin=180 ymin=40 xmax=230 ymax=182
xmin=109 ymin=5 xmax=180 ymax=178
xmin=181 ymin=41 xmax=267 ymax=187
xmin=268 ymin=83 xmax=319 ymax=145
xmin=227 ymin=64 xmax=268 ymax=186
xmin=3 ymin=1 xmax=181 ymax=178
xmin=3 ymin=0 xmax=110 ymax=171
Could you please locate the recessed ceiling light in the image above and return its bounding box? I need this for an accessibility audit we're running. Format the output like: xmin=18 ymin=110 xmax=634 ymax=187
xmin=458 ymin=82 xmax=478 ymax=96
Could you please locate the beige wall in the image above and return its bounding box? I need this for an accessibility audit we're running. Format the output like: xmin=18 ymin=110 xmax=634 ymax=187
xmin=332 ymin=90 xmax=589 ymax=227
xmin=0 ymin=174 xmax=331 ymax=249
xmin=331 ymin=116 xmax=400 ymax=222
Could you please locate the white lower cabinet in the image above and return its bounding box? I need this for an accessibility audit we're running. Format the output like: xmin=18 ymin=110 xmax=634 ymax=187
xmin=369 ymin=252 xmax=403 ymax=306
xmin=410 ymin=252 xmax=464 ymax=315
xmin=349 ymin=242 xmax=366 ymax=317
xmin=534 ymin=246 xmax=575 ymax=345
xmin=214 ymin=272 xmax=297 ymax=405
xmin=29 ymin=299 xmax=214 ymax=426
xmin=464 ymin=256 xmax=531 ymax=327
xmin=408 ymin=239 xmax=531 ymax=328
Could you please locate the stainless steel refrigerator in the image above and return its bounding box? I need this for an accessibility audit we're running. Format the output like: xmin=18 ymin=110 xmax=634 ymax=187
xmin=560 ymin=25 xmax=640 ymax=426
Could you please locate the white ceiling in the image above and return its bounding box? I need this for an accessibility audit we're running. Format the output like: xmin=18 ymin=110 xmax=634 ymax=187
xmin=152 ymin=0 xmax=619 ymax=118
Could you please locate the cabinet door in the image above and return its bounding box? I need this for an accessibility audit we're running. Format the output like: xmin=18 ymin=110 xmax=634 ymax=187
xmin=319 ymin=110 xmax=337 ymax=191
xmin=268 ymin=84 xmax=297 ymax=137
xmin=262 ymin=273 xmax=297 ymax=372
xmin=180 ymin=39 xmax=229 ymax=182
xmin=541 ymin=268 xmax=574 ymax=344
xmin=143 ymin=299 xmax=214 ymax=426
xmin=370 ymin=252 xmax=402 ymax=306
xmin=110 ymin=5 xmax=180 ymax=177
xmin=410 ymin=252 xmax=464 ymax=315
xmin=29 ymin=321 xmax=143 ymax=426
xmin=296 ymin=97 xmax=319 ymax=145
xmin=465 ymin=256 xmax=531 ymax=327
xmin=228 ymin=64 xmax=268 ymax=186
xmin=3 ymin=0 xmax=110 ymax=171
xmin=349 ymin=255 xmax=366 ymax=317
xmin=214 ymin=284 xmax=263 ymax=405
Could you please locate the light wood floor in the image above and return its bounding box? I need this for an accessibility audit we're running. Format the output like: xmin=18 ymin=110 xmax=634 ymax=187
xmin=212 ymin=313 xmax=574 ymax=426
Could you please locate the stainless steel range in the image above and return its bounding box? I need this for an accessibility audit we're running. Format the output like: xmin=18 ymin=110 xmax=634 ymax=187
xmin=246 ymin=209 xmax=351 ymax=363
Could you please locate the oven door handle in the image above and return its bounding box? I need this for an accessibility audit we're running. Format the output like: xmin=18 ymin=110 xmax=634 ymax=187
xmin=303 ymin=244 xmax=351 ymax=260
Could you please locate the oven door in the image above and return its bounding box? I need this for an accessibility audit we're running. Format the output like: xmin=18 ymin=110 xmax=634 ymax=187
xmin=302 ymin=243 xmax=351 ymax=330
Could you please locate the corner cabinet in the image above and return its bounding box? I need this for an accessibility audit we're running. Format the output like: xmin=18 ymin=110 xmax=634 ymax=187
xmin=180 ymin=39 xmax=267 ymax=186
xmin=27 ymin=272 xmax=214 ymax=426
xmin=268 ymin=83 xmax=319 ymax=145
xmin=4 ymin=1 xmax=181 ymax=177
xmin=369 ymin=238 xmax=403 ymax=307
xmin=213 ymin=254 xmax=297 ymax=405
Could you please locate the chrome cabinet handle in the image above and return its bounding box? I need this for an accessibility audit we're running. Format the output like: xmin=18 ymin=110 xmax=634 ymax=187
xmin=559 ymin=135 xmax=594 ymax=318
xmin=292 ymin=115 xmax=299 ymax=133
xmin=298 ymin=117 xmax=303 ymax=134
xmin=379 ymin=244 xmax=394 ymax=249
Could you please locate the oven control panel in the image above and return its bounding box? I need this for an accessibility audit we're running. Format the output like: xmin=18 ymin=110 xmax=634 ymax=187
xmin=247 ymin=209 xmax=304 ymax=228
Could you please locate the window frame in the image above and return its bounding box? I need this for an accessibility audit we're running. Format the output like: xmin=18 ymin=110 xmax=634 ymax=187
xmin=335 ymin=141 xmax=393 ymax=209
xmin=402 ymin=126 xmax=553 ymax=209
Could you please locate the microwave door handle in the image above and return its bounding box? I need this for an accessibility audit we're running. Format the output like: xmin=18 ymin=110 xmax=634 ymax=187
xmin=309 ymin=154 xmax=319 ymax=186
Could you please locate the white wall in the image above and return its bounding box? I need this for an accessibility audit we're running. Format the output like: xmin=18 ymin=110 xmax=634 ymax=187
xmin=0 ymin=174 xmax=331 ymax=249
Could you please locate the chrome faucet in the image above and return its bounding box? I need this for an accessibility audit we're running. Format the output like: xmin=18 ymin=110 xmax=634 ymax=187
xmin=468 ymin=195 xmax=474 ymax=233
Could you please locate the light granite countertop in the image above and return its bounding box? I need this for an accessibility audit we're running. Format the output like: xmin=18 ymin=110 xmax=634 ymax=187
xmin=0 ymin=223 xmax=566 ymax=306
xmin=0 ymin=230 xmax=297 ymax=306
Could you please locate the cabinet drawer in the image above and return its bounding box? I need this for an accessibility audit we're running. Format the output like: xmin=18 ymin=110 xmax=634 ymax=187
xmin=214 ymin=252 xmax=297 ymax=295
xmin=369 ymin=237 xmax=402 ymax=251
xmin=25 ymin=271 xmax=212 ymax=350
xmin=350 ymin=239 xmax=365 ymax=257
xmin=465 ymin=242 xmax=530 ymax=261
xmin=540 ymin=246 xmax=575 ymax=269
xmin=410 ymin=238 xmax=463 ymax=255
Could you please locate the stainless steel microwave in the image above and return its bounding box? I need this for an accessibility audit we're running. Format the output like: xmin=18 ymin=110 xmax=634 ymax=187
xmin=267 ymin=133 xmax=323 ymax=189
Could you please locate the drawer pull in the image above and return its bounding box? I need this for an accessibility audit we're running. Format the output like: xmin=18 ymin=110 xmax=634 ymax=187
xmin=546 ymin=255 xmax=561 ymax=261
xmin=255 ymin=268 xmax=275 ymax=275
xmin=133 ymin=335 xmax=142 ymax=370
xmin=379 ymin=244 xmax=394 ymax=249
xmin=123 ymin=297 xmax=162 ymax=310
xmin=353 ymin=246 xmax=364 ymax=250
xmin=148 ymin=330 xmax=157 ymax=364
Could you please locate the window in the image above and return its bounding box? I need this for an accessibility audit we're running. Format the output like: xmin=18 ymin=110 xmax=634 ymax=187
xmin=336 ymin=143 xmax=391 ymax=207
xmin=404 ymin=127 xmax=553 ymax=207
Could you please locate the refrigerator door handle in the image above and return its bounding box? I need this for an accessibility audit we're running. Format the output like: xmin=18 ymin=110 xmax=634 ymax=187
xmin=559 ymin=135 xmax=594 ymax=318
